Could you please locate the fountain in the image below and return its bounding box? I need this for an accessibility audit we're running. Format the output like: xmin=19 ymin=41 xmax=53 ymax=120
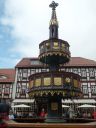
xmin=28 ymin=1 xmax=82 ymax=123
xmin=4 ymin=1 xmax=96 ymax=128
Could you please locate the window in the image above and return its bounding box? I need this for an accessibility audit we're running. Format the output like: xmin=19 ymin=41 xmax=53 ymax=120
xmin=41 ymin=69 xmax=47 ymax=72
xmin=23 ymin=72 xmax=27 ymax=78
xmin=90 ymin=70 xmax=95 ymax=78
xmin=4 ymin=88 xmax=10 ymax=94
xmin=31 ymin=60 xmax=42 ymax=65
xmin=20 ymin=89 xmax=26 ymax=95
xmin=81 ymin=70 xmax=87 ymax=77
xmin=0 ymin=75 xmax=7 ymax=79
xmin=22 ymin=85 xmax=26 ymax=90
xmin=73 ymin=68 xmax=78 ymax=74
xmin=17 ymin=83 xmax=21 ymax=88
xmin=65 ymin=68 xmax=70 ymax=72
xmin=22 ymin=69 xmax=27 ymax=79
xmin=31 ymin=69 xmax=35 ymax=74
xmin=6 ymin=84 xmax=10 ymax=88
xmin=91 ymin=86 xmax=96 ymax=94
xmin=35 ymin=69 xmax=39 ymax=73
xmin=82 ymin=85 xmax=88 ymax=94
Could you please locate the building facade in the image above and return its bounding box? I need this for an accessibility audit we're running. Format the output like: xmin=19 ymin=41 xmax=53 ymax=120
xmin=0 ymin=1 xmax=96 ymax=113
xmin=0 ymin=57 xmax=96 ymax=113
xmin=15 ymin=57 xmax=96 ymax=99
xmin=0 ymin=69 xmax=15 ymax=103
xmin=0 ymin=58 xmax=96 ymax=104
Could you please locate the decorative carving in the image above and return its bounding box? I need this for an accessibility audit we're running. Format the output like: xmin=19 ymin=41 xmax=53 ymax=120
xmin=74 ymin=79 xmax=78 ymax=87
xmin=51 ymin=102 xmax=58 ymax=110
xmin=35 ymin=78 xmax=41 ymax=87
xmin=65 ymin=77 xmax=71 ymax=83
xmin=49 ymin=1 xmax=58 ymax=10
xmin=54 ymin=77 xmax=62 ymax=86
xmin=44 ymin=77 xmax=51 ymax=86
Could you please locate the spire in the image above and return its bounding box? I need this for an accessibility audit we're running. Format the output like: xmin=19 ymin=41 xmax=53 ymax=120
xmin=49 ymin=1 xmax=59 ymax=39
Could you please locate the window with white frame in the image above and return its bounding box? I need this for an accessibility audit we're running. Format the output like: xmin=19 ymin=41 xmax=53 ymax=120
xmin=22 ymin=83 xmax=26 ymax=90
xmin=41 ymin=68 xmax=47 ymax=72
xmin=90 ymin=70 xmax=95 ymax=78
xmin=21 ymin=89 xmax=26 ymax=94
xmin=17 ymin=83 xmax=21 ymax=88
xmin=22 ymin=69 xmax=27 ymax=78
xmin=6 ymin=84 xmax=10 ymax=88
xmin=31 ymin=60 xmax=42 ymax=65
xmin=81 ymin=70 xmax=87 ymax=77
xmin=65 ymin=68 xmax=70 ymax=72
xmin=31 ymin=69 xmax=35 ymax=74
xmin=91 ymin=85 xmax=96 ymax=94
xmin=72 ymin=68 xmax=78 ymax=74
xmin=82 ymin=85 xmax=88 ymax=94
xmin=35 ymin=69 xmax=39 ymax=73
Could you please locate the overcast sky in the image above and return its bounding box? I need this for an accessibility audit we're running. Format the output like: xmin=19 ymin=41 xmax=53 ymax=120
xmin=0 ymin=0 xmax=96 ymax=68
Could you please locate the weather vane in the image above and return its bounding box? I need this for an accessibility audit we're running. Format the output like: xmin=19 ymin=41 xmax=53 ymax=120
xmin=49 ymin=1 xmax=58 ymax=10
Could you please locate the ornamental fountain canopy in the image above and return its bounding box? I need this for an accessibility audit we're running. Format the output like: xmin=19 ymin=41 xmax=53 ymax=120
xmin=39 ymin=1 xmax=70 ymax=68
xmin=28 ymin=1 xmax=82 ymax=122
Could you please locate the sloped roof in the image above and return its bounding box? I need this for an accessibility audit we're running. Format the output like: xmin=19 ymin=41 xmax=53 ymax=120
xmin=63 ymin=57 xmax=96 ymax=67
xmin=0 ymin=69 xmax=15 ymax=83
xmin=15 ymin=57 xmax=44 ymax=68
xmin=16 ymin=58 xmax=31 ymax=67
xmin=15 ymin=57 xmax=96 ymax=68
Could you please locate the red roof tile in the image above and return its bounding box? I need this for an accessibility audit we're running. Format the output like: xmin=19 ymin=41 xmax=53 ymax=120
xmin=64 ymin=57 xmax=96 ymax=67
xmin=15 ymin=57 xmax=96 ymax=68
xmin=0 ymin=69 xmax=15 ymax=83
xmin=15 ymin=57 xmax=44 ymax=68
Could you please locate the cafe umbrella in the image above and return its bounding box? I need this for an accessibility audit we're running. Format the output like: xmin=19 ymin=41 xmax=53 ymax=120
xmin=11 ymin=104 xmax=30 ymax=117
xmin=62 ymin=105 xmax=70 ymax=108
xmin=77 ymin=104 xmax=96 ymax=108
xmin=11 ymin=104 xmax=30 ymax=108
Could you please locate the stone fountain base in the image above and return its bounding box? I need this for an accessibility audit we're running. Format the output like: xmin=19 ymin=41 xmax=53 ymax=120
xmin=4 ymin=120 xmax=96 ymax=128
xmin=45 ymin=117 xmax=66 ymax=123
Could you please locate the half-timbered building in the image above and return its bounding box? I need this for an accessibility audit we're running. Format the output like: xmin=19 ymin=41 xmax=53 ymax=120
xmin=0 ymin=69 xmax=15 ymax=103
xmin=14 ymin=57 xmax=96 ymax=100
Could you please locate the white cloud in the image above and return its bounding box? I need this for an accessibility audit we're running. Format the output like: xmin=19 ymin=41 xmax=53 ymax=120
xmin=2 ymin=0 xmax=96 ymax=60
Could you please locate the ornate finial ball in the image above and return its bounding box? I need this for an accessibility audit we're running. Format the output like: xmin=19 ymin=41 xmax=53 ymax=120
xmin=49 ymin=1 xmax=59 ymax=10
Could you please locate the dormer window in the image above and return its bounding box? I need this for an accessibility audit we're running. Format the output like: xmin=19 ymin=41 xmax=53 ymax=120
xmin=31 ymin=60 xmax=42 ymax=65
xmin=0 ymin=75 xmax=7 ymax=79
